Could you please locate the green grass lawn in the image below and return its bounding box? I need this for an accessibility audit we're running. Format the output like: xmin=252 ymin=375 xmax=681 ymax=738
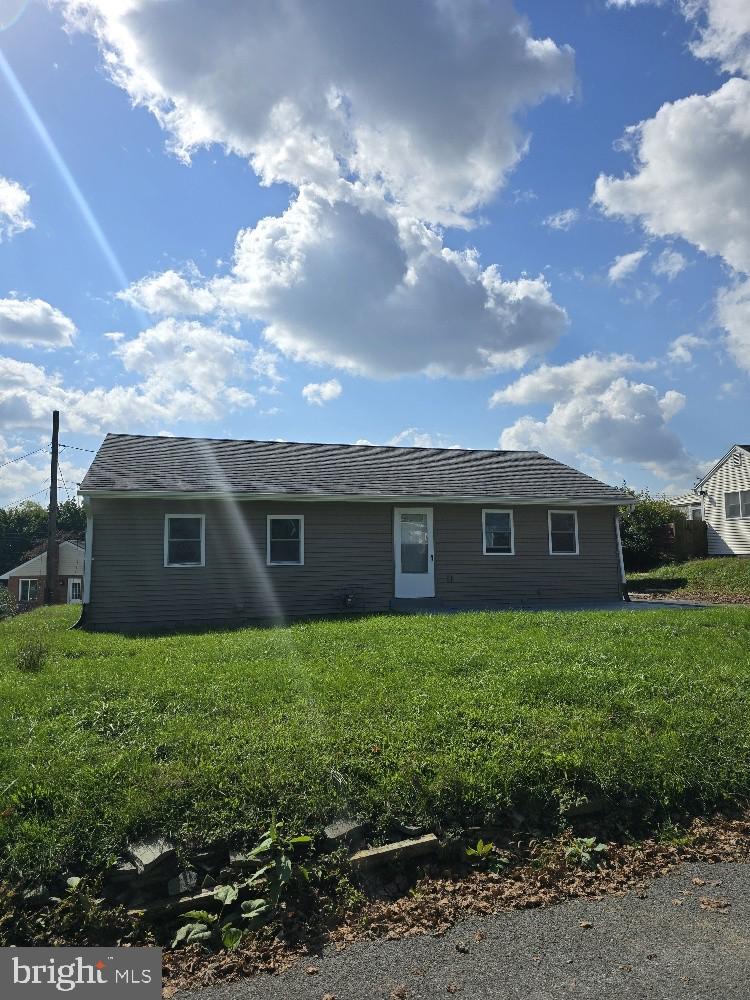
xmin=628 ymin=557 xmax=750 ymax=602
xmin=1 ymin=605 xmax=750 ymax=884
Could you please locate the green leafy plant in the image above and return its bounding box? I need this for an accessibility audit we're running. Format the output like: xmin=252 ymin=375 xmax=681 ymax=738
xmin=465 ymin=838 xmax=495 ymax=863
xmin=564 ymin=836 xmax=608 ymax=869
xmin=172 ymin=816 xmax=312 ymax=952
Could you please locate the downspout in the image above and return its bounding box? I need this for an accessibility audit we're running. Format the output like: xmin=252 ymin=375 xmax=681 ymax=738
xmin=72 ymin=498 xmax=93 ymax=629
xmin=615 ymin=512 xmax=630 ymax=602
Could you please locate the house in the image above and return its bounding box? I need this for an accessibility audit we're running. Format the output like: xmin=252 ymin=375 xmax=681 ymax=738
xmin=673 ymin=444 xmax=750 ymax=556
xmin=77 ymin=433 xmax=635 ymax=632
xmin=0 ymin=539 xmax=86 ymax=610
xmin=668 ymin=491 xmax=704 ymax=521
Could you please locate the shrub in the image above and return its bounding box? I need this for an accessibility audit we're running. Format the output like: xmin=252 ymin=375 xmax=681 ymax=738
xmin=0 ymin=590 xmax=16 ymax=622
xmin=619 ymin=488 xmax=686 ymax=571
xmin=16 ymin=640 xmax=47 ymax=673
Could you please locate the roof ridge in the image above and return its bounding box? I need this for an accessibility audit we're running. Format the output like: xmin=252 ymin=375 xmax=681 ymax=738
xmin=102 ymin=432 xmax=534 ymax=458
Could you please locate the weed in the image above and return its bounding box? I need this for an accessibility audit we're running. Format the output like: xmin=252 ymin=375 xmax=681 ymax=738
xmin=15 ymin=640 xmax=47 ymax=673
xmin=564 ymin=837 xmax=609 ymax=869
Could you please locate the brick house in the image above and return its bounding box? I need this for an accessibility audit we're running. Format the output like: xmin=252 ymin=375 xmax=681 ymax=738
xmin=1 ymin=539 xmax=85 ymax=610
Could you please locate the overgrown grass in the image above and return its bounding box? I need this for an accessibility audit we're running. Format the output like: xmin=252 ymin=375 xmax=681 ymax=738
xmin=1 ymin=605 xmax=749 ymax=883
xmin=628 ymin=557 xmax=750 ymax=601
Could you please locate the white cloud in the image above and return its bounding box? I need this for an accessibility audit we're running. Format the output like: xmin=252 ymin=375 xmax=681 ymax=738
xmin=0 ymin=176 xmax=33 ymax=242
xmin=0 ymin=317 xmax=260 ymax=440
xmin=60 ymin=0 xmax=575 ymax=227
xmin=0 ymin=298 xmax=76 ymax=348
xmin=203 ymin=188 xmax=568 ymax=377
xmin=113 ymin=317 xmax=255 ymax=401
xmin=594 ymin=79 xmax=750 ymax=275
xmin=543 ymin=207 xmax=579 ymax=230
xmin=118 ymin=268 xmax=217 ymax=315
xmin=667 ymin=333 xmax=711 ymax=363
xmin=489 ymin=353 xmax=654 ymax=406
xmin=716 ymin=278 xmax=750 ymax=372
xmin=387 ymin=428 xmax=461 ymax=449
xmin=652 ymin=248 xmax=688 ymax=280
xmin=301 ymin=378 xmax=342 ymax=406
xmin=607 ymin=248 xmax=647 ymax=283
xmin=496 ymin=354 xmax=695 ymax=479
xmin=686 ymin=0 xmax=750 ymax=77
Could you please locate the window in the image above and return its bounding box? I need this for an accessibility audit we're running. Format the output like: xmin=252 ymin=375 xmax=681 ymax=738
xmin=20 ymin=579 xmax=39 ymax=602
xmin=482 ymin=509 xmax=514 ymax=555
xmin=267 ymin=515 xmax=304 ymax=565
xmin=725 ymin=490 xmax=750 ymax=519
xmin=548 ymin=510 xmax=579 ymax=555
xmin=69 ymin=579 xmax=82 ymax=601
xmin=164 ymin=514 xmax=205 ymax=567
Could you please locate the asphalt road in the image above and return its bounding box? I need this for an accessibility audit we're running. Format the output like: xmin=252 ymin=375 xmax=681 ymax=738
xmin=179 ymin=861 xmax=750 ymax=1000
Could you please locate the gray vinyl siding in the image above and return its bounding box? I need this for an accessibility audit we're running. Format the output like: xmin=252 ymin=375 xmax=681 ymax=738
xmin=434 ymin=504 xmax=621 ymax=605
xmin=703 ymin=447 xmax=750 ymax=555
xmin=86 ymin=498 xmax=622 ymax=632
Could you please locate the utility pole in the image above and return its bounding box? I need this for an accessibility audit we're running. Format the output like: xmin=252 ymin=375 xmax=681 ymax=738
xmin=45 ymin=410 xmax=59 ymax=606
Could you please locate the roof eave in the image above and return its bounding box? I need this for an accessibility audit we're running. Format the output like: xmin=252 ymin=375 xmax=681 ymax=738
xmin=78 ymin=488 xmax=635 ymax=506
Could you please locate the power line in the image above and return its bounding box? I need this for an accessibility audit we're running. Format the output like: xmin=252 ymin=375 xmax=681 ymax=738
xmin=0 ymin=445 xmax=49 ymax=471
xmin=59 ymin=442 xmax=96 ymax=453
xmin=3 ymin=485 xmax=49 ymax=508
xmin=58 ymin=465 xmax=71 ymax=501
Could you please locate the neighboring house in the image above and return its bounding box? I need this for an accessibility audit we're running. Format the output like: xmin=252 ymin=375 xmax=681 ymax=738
xmin=0 ymin=539 xmax=86 ymax=610
xmin=77 ymin=434 xmax=634 ymax=632
xmin=680 ymin=444 xmax=750 ymax=556
xmin=669 ymin=491 xmax=704 ymax=521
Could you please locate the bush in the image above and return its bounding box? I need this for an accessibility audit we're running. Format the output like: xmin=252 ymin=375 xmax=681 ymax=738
xmin=619 ymin=488 xmax=686 ymax=571
xmin=0 ymin=589 xmax=16 ymax=621
xmin=16 ymin=640 xmax=47 ymax=673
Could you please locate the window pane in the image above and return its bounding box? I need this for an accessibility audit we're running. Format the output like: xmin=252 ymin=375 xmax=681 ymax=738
xmin=168 ymin=539 xmax=202 ymax=564
xmin=29 ymin=580 xmax=38 ymax=600
xmin=400 ymin=512 xmax=428 ymax=573
xmin=20 ymin=581 xmax=28 ymax=601
xmin=270 ymin=518 xmax=300 ymax=541
xmin=725 ymin=492 xmax=741 ymax=519
xmin=169 ymin=517 xmax=202 ymax=540
xmin=269 ymin=538 xmax=301 ymax=563
xmin=485 ymin=512 xmax=512 ymax=553
xmin=742 ymin=491 xmax=750 ymax=518
xmin=550 ymin=511 xmax=575 ymax=533
xmin=551 ymin=531 xmax=577 ymax=553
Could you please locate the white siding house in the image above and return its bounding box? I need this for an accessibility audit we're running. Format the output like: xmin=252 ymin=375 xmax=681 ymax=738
xmin=684 ymin=444 xmax=750 ymax=556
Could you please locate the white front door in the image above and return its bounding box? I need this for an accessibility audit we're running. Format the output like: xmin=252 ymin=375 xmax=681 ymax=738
xmin=67 ymin=578 xmax=82 ymax=604
xmin=394 ymin=507 xmax=435 ymax=598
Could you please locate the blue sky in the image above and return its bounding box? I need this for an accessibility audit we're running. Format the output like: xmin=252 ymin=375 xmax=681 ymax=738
xmin=0 ymin=0 xmax=747 ymax=506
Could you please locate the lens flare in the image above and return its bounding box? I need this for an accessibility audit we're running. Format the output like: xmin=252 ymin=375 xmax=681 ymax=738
xmin=0 ymin=47 xmax=130 ymax=290
xmin=0 ymin=0 xmax=28 ymax=32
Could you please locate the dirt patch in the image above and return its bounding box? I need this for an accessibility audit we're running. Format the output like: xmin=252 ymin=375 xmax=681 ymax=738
xmin=628 ymin=590 xmax=750 ymax=605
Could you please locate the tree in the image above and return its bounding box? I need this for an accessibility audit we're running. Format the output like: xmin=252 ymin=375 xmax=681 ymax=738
xmin=0 ymin=501 xmax=47 ymax=575
xmin=0 ymin=498 xmax=86 ymax=575
xmin=619 ymin=488 xmax=686 ymax=571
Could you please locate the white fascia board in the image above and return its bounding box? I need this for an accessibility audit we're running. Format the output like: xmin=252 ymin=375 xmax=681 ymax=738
xmin=79 ymin=489 xmax=635 ymax=507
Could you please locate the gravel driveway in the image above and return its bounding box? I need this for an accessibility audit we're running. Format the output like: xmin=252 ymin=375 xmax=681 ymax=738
xmin=178 ymin=861 xmax=750 ymax=1000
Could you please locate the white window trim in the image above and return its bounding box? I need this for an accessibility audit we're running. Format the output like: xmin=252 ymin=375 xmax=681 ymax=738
xmin=725 ymin=489 xmax=750 ymax=520
xmin=19 ymin=578 xmax=39 ymax=601
xmin=482 ymin=508 xmax=515 ymax=556
xmin=266 ymin=514 xmax=305 ymax=566
xmin=548 ymin=509 xmax=580 ymax=556
xmin=163 ymin=513 xmax=205 ymax=568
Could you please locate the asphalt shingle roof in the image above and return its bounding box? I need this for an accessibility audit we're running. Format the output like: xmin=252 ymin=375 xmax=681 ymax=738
xmin=80 ymin=434 xmax=632 ymax=504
